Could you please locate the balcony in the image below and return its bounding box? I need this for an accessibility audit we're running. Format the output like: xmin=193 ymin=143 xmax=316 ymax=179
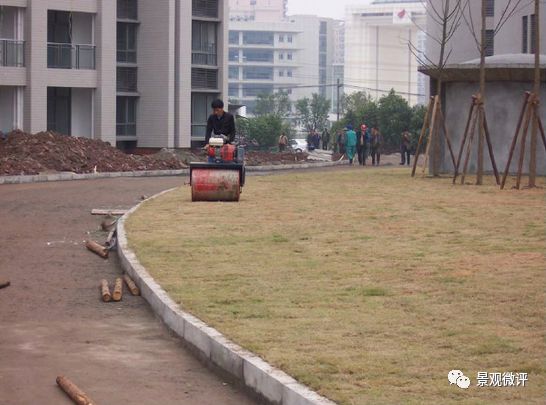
xmin=0 ymin=39 xmax=25 ymax=67
xmin=48 ymin=43 xmax=96 ymax=70
xmin=192 ymin=45 xmax=217 ymax=66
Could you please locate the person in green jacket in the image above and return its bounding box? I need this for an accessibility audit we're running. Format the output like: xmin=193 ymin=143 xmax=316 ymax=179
xmin=345 ymin=124 xmax=357 ymax=165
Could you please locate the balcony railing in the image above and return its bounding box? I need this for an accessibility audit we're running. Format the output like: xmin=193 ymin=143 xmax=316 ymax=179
xmin=0 ymin=39 xmax=25 ymax=67
xmin=192 ymin=44 xmax=217 ymax=66
xmin=47 ymin=43 xmax=96 ymax=70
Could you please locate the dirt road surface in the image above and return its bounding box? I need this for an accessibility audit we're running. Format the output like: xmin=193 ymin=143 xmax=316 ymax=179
xmin=0 ymin=177 xmax=258 ymax=405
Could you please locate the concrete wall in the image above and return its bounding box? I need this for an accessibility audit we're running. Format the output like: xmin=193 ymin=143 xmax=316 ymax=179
xmin=442 ymin=81 xmax=546 ymax=175
xmin=71 ymin=87 xmax=92 ymax=137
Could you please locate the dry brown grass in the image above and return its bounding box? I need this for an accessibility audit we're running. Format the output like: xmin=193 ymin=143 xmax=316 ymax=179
xmin=126 ymin=168 xmax=545 ymax=405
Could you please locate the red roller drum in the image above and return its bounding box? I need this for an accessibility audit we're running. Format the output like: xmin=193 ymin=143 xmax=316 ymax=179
xmin=191 ymin=169 xmax=241 ymax=202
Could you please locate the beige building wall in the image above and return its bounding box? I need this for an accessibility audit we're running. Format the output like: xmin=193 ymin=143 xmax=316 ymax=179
xmin=0 ymin=0 xmax=228 ymax=148
xmin=229 ymin=0 xmax=286 ymax=22
xmin=344 ymin=1 xmax=426 ymax=105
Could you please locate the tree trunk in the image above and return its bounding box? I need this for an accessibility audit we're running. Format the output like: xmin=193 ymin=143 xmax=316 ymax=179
xmin=477 ymin=0 xmax=486 ymax=185
xmin=528 ymin=0 xmax=540 ymax=187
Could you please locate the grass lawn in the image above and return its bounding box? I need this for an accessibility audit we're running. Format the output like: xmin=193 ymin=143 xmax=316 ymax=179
xmin=126 ymin=168 xmax=545 ymax=405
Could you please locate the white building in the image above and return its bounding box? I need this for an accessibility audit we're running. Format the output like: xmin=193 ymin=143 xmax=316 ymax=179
xmin=228 ymin=15 xmax=338 ymax=115
xmin=0 ymin=0 xmax=228 ymax=149
xmin=229 ymin=0 xmax=287 ymax=22
xmin=344 ymin=0 xmax=427 ymax=105
xmin=426 ymin=0 xmax=545 ymax=64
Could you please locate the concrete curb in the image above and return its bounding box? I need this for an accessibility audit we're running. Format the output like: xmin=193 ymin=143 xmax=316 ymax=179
xmin=117 ymin=189 xmax=337 ymax=405
xmin=0 ymin=160 xmax=347 ymax=185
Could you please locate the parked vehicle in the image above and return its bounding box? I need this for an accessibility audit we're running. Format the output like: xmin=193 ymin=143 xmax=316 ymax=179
xmin=289 ymin=138 xmax=308 ymax=153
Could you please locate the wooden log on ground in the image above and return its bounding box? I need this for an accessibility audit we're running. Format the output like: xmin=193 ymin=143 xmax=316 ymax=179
xmin=100 ymin=216 xmax=118 ymax=232
xmin=123 ymin=274 xmax=140 ymax=296
xmin=112 ymin=278 xmax=123 ymax=301
xmin=0 ymin=280 xmax=10 ymax=289
xmin=101 ymin=279 xmax=111 ymax=302
xmin=56 ymin=375 xmax=96 ymax=405
xmin=85 ymin=240 xmax=109 ymax=259
xmin=105 ymin=230 xmax=116 ymax=247
xmin=91 ymin=209 xmax=127 ymax=216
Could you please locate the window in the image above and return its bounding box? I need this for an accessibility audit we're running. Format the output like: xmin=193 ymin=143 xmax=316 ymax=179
xmin=530 ymin=14 xmax=537 ymax=53
xmin=191 ymin=93 xmax=219 ymax=138
xmin=117 ymin=23 xmax=137 ymax=63
xmin=118 ymin=0 xmax=138 ymax=20
xmin=243 ymin=66 xmax=273 ymax=80
xmin=229 ymin=66 xmax=239 ymax=79
xmin=229 ymin=31 xmax=239 ymax=45
xmin=279 ymin=35 xmax=284 ymax=42
xmin=484 ymin=29 xmax=494 ymax=56
xmin=243 ymin=84 xmax=273 ymax=97
xmin=191 ymin=68 xmax=218 ymax=89
xmin=522 ymin=15 xmax=528 ymax=53
xmin=485 ymin=0 xmax=494 ymax=17
xmin=287 ymin=70 xmax=292 ymax=77
xmin=319 ymin=36 xmax=327 ymax=52
xmin=287 ymin=89 xmax=292 ymax=95
xmin=192 ymin=0 xmax=218 ymax=18
xmin=319 ymin=53 xmax=327 ymax=67
xmin=228 ymin=84 xmax=239 ymax=97
xmin=242 ymin=31 xmax=274 ymax=45
xmin=117 ymin=67 xmax=138 ymax=92
xmin=242 ymin=49 xmax=273 ymax=63
xmin=320 ymin=21 xmax=327 ymax=35
xmin=279 ymin=70 xmax=284 ymax=77
xmin=279 ymin=53 xmax=284 ymax=60
xmin=192 ymin=21 xmax=217 ymax=66
xmin=287 ymin=35 xmax=293 ymax=43
xmin=116 ymin=96 xmax=137 ymax=136
xmin=229 ymin=49 xmax=239 ymax=62
xmin=287 ymin=52 xmax=293 ymax=60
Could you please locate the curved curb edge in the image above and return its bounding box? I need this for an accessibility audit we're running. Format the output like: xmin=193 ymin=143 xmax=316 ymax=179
xmin=0 ymin=160 xmax=348 ymax=185
xmin=117 ymin=189 xmax=337 ymax=405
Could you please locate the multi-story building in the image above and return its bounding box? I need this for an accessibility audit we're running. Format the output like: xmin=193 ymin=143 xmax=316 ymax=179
xmin=344 ymin=0 xmax=427 ymax=105
xmin=228 ymin=15 xmax=337 ymax=115
xmin=331 ymin=20 xmax=345 ymax=115
xmin=426 ymin=0 xmax=545 ymax=64
xmin=229 ymin=0 xmax=287 ymax=23
xmin=0 ymin=0 xmax=228 ymax=149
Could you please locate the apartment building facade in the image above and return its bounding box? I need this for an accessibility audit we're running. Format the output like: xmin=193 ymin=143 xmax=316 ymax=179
xmin=0 ymin=0 xmax=228 ymax=149
xmin=228 ymin=15 xmax=338 ymax=115
xmin=229 ymin=0 xmax=287 ymax=23
xmin=344 ymin=0 xmax=427 ymax=105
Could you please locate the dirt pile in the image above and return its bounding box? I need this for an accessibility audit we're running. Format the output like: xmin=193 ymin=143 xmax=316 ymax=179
xmin=0 ymin=131 xmax=186 ymax=175
xmin=245 ymin=151 xmax=310 ymax=166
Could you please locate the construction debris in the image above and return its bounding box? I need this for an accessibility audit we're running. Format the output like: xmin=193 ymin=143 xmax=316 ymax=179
xmin=56 ymin=375 xmax=96 ymax=405
xmin=0 ymin=130 xmax=185 ymax=175
xmin=85 ymin=240 xmax=109 ymax=259
xmin=101 ymin=279 xmax=112 ymax=302
xmin=105 ymin=230 xmax=116 ymax=248
xmin=0 ymin=280 xmax=10 ymax=289
xmin=123 ymin=274 xmax=140 ymax=296
xmin=91 ymin=209 xmax=127 ymax=216
xmin=112 ymin=278 xmax=123 ymax=302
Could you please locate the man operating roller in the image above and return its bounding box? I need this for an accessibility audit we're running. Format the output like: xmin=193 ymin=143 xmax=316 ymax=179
xmin=205 ymin=99 xmax=236 ymax=148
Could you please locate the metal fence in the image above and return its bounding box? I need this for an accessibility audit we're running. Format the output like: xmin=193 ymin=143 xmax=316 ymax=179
xmin=0 ymin=39 xmax=25 ymax=67
xmin=47 ymin=43 xmax=96 ymax=69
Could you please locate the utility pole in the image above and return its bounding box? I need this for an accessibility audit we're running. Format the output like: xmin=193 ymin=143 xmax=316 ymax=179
xmin=336 ymin=78 xmax=342 ymax=122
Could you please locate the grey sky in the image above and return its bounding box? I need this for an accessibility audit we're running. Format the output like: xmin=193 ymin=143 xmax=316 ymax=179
xmin=287 ymin=0 xmax=372 ymax=19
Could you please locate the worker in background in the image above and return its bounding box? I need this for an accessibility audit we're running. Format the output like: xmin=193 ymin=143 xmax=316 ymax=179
xmin=205 ymin=99 xmax=235 ymax=147
xmin=336 ymin=129 xmax=345 ymax=154
xmin=313 ymin=130 xmax=321 ymax=150
xmin=307 ymin=131 xmax=315 ymax=151
xmin=400 ymin=128 xmax=412 ymax=166
xmin=370 ymin=126 xmax=383 ymax=166
xmin=345 ymin=124 xmax=357 ymax=165
xmin=278 ymin=132 xmax=288 ymax=152
xmin=322 ymin=128 xmax=330 ymax=150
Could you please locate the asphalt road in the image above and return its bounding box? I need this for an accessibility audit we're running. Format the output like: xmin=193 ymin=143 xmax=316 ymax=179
xmin=0 ymin=177 xmax=258 ymax=405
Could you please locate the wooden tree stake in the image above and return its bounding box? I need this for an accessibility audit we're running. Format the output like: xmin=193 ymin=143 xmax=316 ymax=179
xmin=123 ymin=274 xmax=140 ymax=296
xmin=100 ymin=279 xmax=111 ymax=302
xmin=85 ymin=240 xmax=109 ymax=259
xmin=112 ymin=278 xmax=123 ymax=302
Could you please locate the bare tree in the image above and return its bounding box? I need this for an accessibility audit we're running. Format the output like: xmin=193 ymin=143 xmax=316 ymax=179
xmin=409 ymin=0 xmax=466 ymax=177
xmin=459 ymin=0 xmax=532 ymax=185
